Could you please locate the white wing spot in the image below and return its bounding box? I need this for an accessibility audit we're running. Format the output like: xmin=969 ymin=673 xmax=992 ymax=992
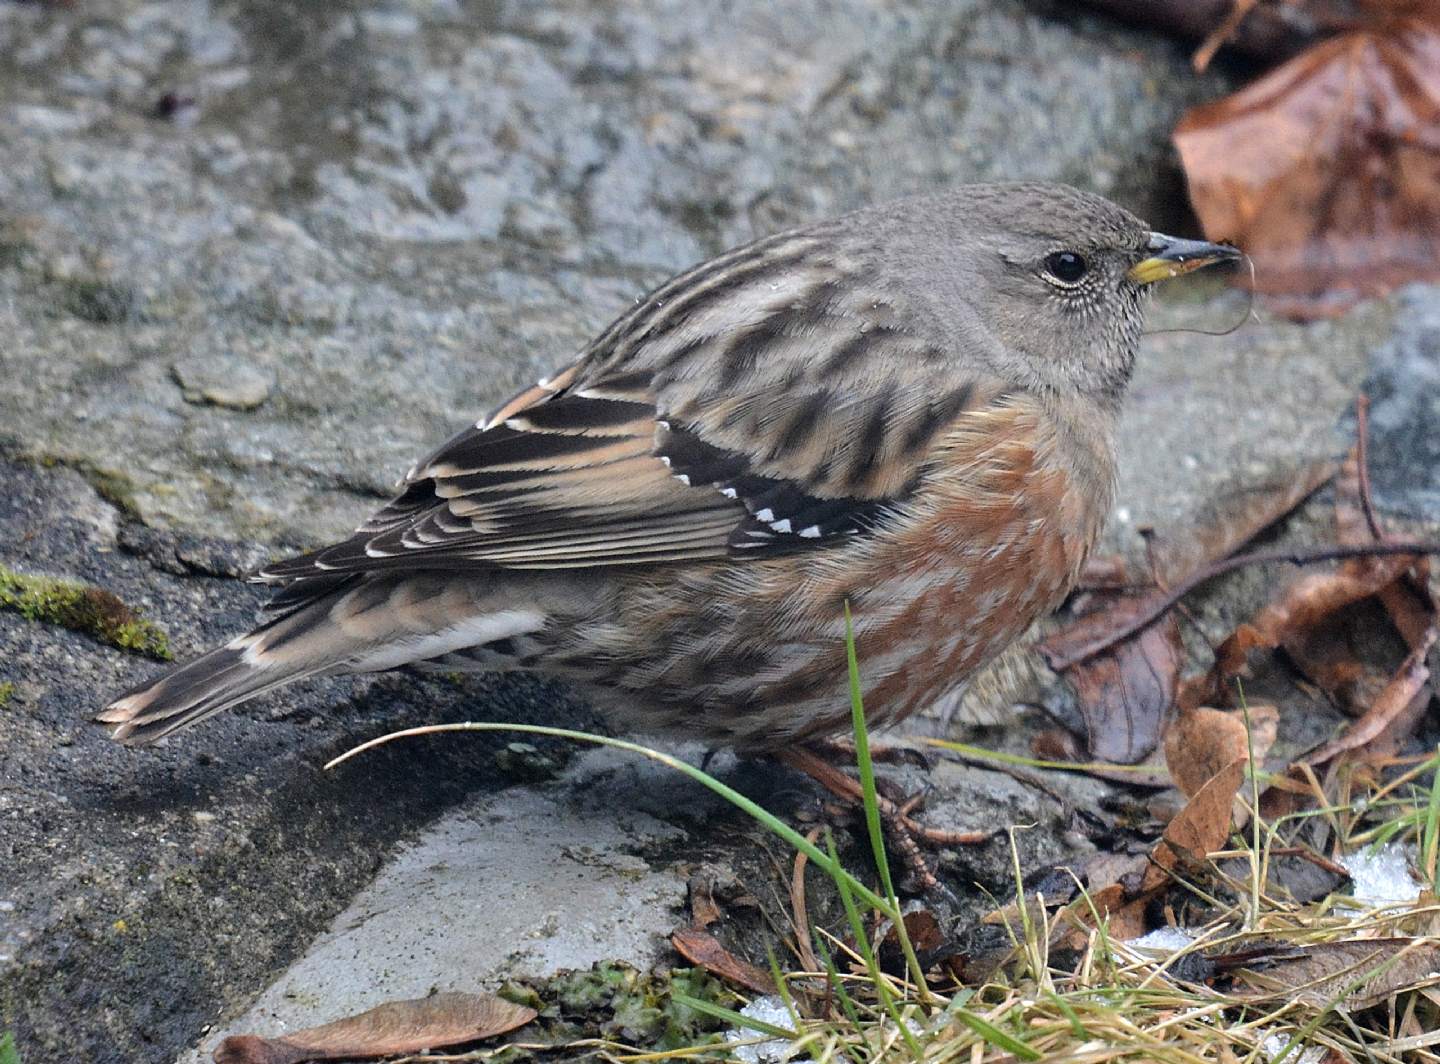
xmin=799 ymin=525 xmax=821 ymax=538
xmin=675 ymin=473 xmax=691 ymax=485
xmin=754 ymin=507 xmax=775 ymax=522
xmin=720 ymin=487 xmax=738 ymax=499
xmin=770 ymin=518 xmax=792 ymax=533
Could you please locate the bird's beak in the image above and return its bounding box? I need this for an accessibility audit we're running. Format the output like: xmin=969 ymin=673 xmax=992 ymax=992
xmin=1127 ymin=232 xmax=1242 ymax=285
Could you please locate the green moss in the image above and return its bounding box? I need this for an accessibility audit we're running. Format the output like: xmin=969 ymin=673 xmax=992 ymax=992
xmin=0 ymin=566 xmax=171 ymax=660
xmin=495 ymin=962 xmax=739 ymax=1056
xmin=0 ymin=1031 xmax=19 ymax=1064
xmin=0 ymin=682 xmax=13 ymax=709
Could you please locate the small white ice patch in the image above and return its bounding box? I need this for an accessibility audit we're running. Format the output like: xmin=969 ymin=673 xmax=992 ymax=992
xmin=1340 ymin=843 xmax=1423 ymax=906
xmin=1127 ymin=927 xmax=1196 ymax=955
xmin=1260 ymin=1031 xmax=1327 ymax=1064
xmin=724 ymin=996 xmax=795 ymax=1064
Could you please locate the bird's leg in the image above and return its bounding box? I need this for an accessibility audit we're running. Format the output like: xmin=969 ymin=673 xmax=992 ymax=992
xmin=809 ymin=735 xmax=934 ymax=770
xmin=776 ymin=746 xmax=987 ymax=894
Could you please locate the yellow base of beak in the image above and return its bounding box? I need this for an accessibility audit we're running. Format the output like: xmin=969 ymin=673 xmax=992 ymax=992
xmin=1127 ymin=233 xmax=1241 ymax=286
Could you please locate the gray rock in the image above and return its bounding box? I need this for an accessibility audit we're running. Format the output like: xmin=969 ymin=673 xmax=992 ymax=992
xmin=0 ymin=453 xmax=602 ymax=1063
xmin=177 ymin=754 xmax=689 ymax=1063
xmin=171 ymin=353 xmax=275 ymax=411
xmin=0 ymin=0 xmax=1233 ymax=547
xmin=1356 ymin=285 xmax=1440 ymax=522
xmin=2 ymin=1 xmax=1439 ymax=1062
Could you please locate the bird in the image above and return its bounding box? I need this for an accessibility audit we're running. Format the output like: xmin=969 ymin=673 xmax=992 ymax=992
xmin=100 ymin=183 xmax=1238 ymax=761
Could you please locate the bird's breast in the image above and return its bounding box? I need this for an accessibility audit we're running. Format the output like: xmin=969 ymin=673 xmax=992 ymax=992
xmin=836 ymin=399 xmax=1110 ymax=727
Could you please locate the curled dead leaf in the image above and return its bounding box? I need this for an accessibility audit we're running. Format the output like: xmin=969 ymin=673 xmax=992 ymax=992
xmin=1164 ymin=704 xmax=1279 ymax=799
xmin=1143 ymin=756 xmax=1249 ymax=894
xmin=1176 ymin=16 xmax=1440 ymax=316
xmin=670 ymin=927 xmax=776 ymax=995
xmin=1229 ymin=938 xmax=1440 ymax=1009
xmin=212 ymin=991 xmax=536 ymax=1064
xmin=1039 ymin=597 xmax=1183 ymax=764
xmin=1305 ymin=626 xmax=1436 ymax=765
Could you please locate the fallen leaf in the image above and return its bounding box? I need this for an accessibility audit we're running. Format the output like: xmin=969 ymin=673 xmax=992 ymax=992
xmin=1208 ymin=560 xmax=1417 ymax=700
xmin=686 ymin=874 xmax=724 ymax=931
xmin=1334 ymin=438 xmax=1438 ymax=651
xmin=212 ymin=992 xmax=536 ymax=1064
xmin=670 ymin=928 xmax=776 ymax=995
xmin=1305 ymin=627 xmax=1436 ymax=765
xmin=1039 ymin=597 xmax=1184 ymax=764
xmin=1228 ymin=938 xmax=1440 ymax=1009
xmin=1164 ymin=704 xmax=1279 ymax=799
xmin=1143 ymin=756 xmax=1249 ymax=893
xmin=1175 ymin=15 xmax=1440 ymax=316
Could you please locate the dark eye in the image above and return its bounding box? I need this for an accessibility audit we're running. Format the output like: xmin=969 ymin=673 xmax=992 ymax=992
xmin=1044 ymin=251 xmax=1088 ymax=285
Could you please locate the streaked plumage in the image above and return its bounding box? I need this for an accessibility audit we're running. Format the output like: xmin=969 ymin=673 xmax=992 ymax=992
xmin=99 ymin=183 xmax=1239 ymax=750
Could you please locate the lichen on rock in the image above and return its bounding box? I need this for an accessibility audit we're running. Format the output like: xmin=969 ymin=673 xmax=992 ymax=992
xmin=0 ymin=565 xmax=171 ymax=660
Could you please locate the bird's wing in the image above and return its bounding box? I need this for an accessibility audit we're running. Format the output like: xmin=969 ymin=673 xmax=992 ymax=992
xmin=256 ymin=227 xmax=1001 ymax=585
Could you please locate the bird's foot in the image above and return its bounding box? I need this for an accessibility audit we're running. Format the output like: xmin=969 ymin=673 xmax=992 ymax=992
xmin=778 ymin=746 xmax=987 ymax=895
xmin=808 ymin=735 xmax=935 ymax=770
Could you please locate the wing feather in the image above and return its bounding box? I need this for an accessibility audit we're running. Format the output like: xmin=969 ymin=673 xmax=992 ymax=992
xmin=256 ymin=224 xmax=1008 ymax=588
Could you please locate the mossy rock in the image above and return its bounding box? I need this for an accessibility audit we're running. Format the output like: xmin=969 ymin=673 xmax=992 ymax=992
xmin=0 ymin=566 xmax=171 ymax=660
xmin=497 ymin=962 xmax=740 ymax=1056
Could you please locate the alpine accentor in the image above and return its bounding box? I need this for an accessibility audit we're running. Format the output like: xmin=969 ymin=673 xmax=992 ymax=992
xmin=100 ymin=183 xmax=1238 ymax=749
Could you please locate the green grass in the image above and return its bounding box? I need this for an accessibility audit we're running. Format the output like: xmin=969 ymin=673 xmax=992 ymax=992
xmin=0 ymin=681 xmax=13 ymax=710
xmin=0 ymin=1031 xmax=19 ymax=1064
xmin=0 ymin=565 xmax=170 ymax=659
xmin=332 ymin=620 xmax=1440 ymax=1063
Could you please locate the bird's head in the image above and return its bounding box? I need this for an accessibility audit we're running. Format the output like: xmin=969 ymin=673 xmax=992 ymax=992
xmin=872 ymin=182 xmax=1241 ymax=407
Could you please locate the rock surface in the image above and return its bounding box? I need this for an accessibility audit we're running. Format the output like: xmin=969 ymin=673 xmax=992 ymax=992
xmin=1 ymin=2 xmax=1438 ymax=1063
xmin=0 ymin=0 xmax=1230 ymax=547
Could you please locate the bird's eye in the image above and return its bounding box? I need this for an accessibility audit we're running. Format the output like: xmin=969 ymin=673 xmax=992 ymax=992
xmin=1043 ymin=251 xmax=1088 ymax=285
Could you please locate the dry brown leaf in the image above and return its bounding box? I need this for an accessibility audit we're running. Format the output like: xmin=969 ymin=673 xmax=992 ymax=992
xmin=1335 ymin=439 xmax=1438 ymax=649
xmin=1039 ymin=597 xmax=1184 ymax=764
xmin=1142 ymin=756 xmax=1249 ymax=893
xmin=1057 ymin=758 xmax=1252 ymax=942
xmin=686 ymin=875 xmax=724 ymax=931
xmin=1164 ymin=704 xmax=1279 ymax=799
xmin=1305 ymin=626 xmax=1436 ymax=765
xmin=1208 ymin=559 xmax=1418 ymax=703
xmin=212 ymin=992 xmax=536 ymax=1064
xmin=1230 ymin=938 xmax=1440 ymax=1009
xmin=670 ymin=927 xmax=776 ymax=995
xmin=1175 ymin=14 xmax=1440 ymax=317
xmin=1052 ymin=876 xmax=1150 ymax=945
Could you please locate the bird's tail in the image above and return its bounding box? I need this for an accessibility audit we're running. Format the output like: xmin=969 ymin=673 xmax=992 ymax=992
xmin=97 ymin=631 xmax=320 ymax=745
xmin=97 ymin=574 xmax=544 ymax=745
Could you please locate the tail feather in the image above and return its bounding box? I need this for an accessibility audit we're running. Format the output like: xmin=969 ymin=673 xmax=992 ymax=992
xmin=97 ymin=636 xmax=329 ymax=746
xmin=98 ymin=573 xmax=546 ymax=745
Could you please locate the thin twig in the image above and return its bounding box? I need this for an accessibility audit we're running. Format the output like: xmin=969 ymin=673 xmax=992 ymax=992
xmin=790 ymin=826 xmax=823 ymax=975
xmin=1049 ymin=541 xmax=1440 ymax=668
xmin=1193 ymin=0 xmax=1262 ymax=70
xmin=1354 ymin=393 xmax=1385 ymax=543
